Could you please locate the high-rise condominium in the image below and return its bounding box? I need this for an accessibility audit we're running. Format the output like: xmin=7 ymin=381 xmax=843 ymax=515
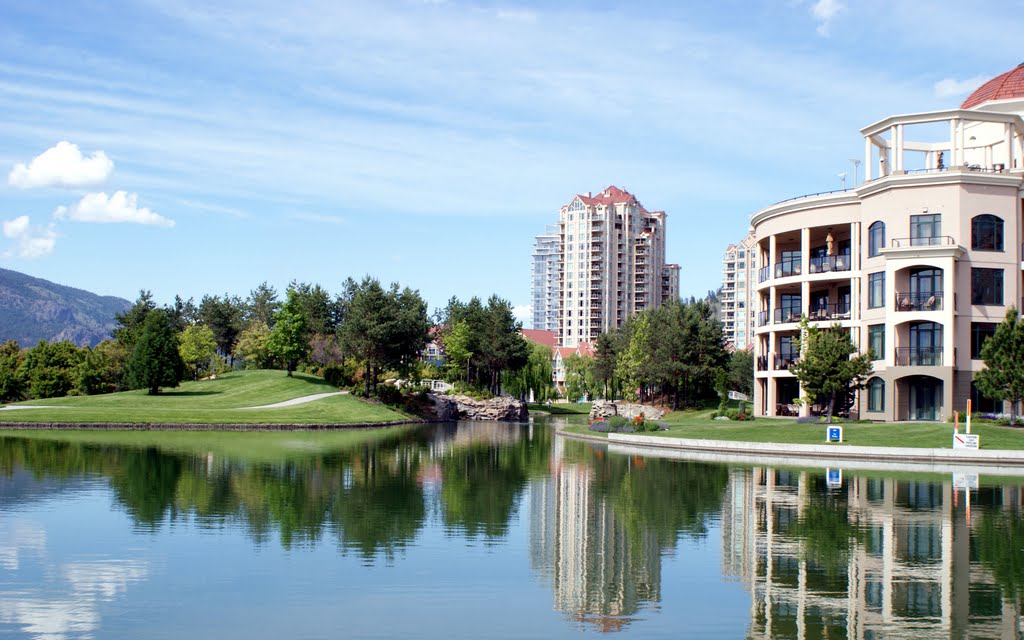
xmin=531 ymin=226 xmax=561 ymax=331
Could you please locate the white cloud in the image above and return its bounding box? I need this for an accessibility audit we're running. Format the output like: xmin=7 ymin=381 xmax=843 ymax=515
xmin=934 ymin=75 xmax=988 ymax=99
xmin=1 ymin=215 xmax=57 ymax=259
xmin=8 ymin=141 xmax=113 ymax=189
xmin=54 ymin=191 xmax=175 ymax=227
xmin=513 ymin=304 xmax=531 ymax=325
xmin=811 ymin=0 xmax=844 ymax=36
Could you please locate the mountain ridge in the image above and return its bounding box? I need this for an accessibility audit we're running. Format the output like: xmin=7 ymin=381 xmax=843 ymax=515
xmin=0 ymin=267 xmax=131 ymax=347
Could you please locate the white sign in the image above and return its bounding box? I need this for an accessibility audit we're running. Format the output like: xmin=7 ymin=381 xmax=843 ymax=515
xmin=952 ymin=433 xmax=980 ymax=450
xmin=952 ymin=472 xmax=979 ymax=491
xmin=826 ymin=426 xmax=843 ymax=443
xmin=728 ymin=390 xmax=751 ymax=401
xmin=826 ymin=468 xmax=842 ymax=489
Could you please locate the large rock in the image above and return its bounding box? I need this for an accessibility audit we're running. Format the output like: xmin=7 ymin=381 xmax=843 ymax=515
xmin=589 ymin=401 xmax=665 ymax=422
xmin=431 ymin=394 xmax=528 ymax=421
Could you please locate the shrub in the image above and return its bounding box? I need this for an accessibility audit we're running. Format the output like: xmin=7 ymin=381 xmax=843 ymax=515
xmin=796 ymin=415 xmax=819 ymax=424
xmin=374 ymin=383 xmax=403 ymax=406
xmin=324 ymin=364 xmax=352 ymax=389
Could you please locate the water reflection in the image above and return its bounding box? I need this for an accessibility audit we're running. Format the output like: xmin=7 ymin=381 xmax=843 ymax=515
xmin=723 ymin=468 xmax=1024 ymax=638
xmin=1 ymin=423 xmax=1024 ymax=637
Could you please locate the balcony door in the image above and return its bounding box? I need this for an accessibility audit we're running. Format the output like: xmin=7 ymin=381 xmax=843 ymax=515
xmin=908 ymin=376 xmax=941 ymax=421
xmin=909 ymin=268 xmax=942 ymax=309
xmin=909 ymin=322 xmax=943 ymax=366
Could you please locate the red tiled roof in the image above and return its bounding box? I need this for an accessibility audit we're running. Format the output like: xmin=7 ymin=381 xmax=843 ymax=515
xmin=520 ymin=329 xmax=557 ymax=348
xmin=962 ymin=63 xmax=1024 ymax=109
xmin=555 ymin=346 xmax=576 ymax=359
xmin=570 ymin=185 xmax=647 ymax=212
xmin=576 ymin=342 xmax=594 ymax=357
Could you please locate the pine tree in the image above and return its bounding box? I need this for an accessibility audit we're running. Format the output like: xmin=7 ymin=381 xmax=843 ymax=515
xmin=789 ymin=319 xmax=873 ymax=423
xmin=126 ymin=310 xmax=185 ymax=395
xmin=975 ymin=307 xmax=1024 ymax=424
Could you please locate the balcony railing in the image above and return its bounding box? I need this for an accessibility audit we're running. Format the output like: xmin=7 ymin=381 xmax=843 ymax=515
xmin=808 ymin=254 xmax=852 ymax=274
xmin=894 ymin=292 xmax=943 ymax=312
xmin=807 ymin=303 xmax=852 ymax=321
xmin=756 ymin=355 xmax=769 ymax=372
xmin=758 ymin=266 xmax=771 ymax=283
xmin=895 ymin=346 xmax=943 ymax=366
xmin=774 ymin=354 xmax=799 ymax=370
xmin=890 ymin=236 xmax=955 ymax=248
xmin=775 ymin=262 xmax=802 ymax=278
xmin=773 ymin=308 xmax=802 ymax=324
xmin=758 ymin=311 xmax=768 ymax=327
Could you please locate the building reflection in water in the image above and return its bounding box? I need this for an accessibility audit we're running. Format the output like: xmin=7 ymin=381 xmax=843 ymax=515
xmin=723 ymin=467 xmax=1024 ymax=639
xmin=530 ymin=437 xmax=661 ymax=632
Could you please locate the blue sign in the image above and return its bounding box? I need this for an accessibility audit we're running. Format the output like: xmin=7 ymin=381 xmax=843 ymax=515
xmin=826 ymin=468 xmax=842 ymax=489
xmin=826 ymin=426 xmax=843 ymax=443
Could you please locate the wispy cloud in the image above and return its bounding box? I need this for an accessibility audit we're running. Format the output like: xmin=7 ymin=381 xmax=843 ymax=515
xmin=934 ymin=75 xmax=988 ymax=99
xmin=811 ymin=0 xmax=844 ymax=36
xmin=1 ymin=215 xmax=57 ymax=259
xmin=8 ymin=141 xmax=113 ymax=189
xmin=54 ymin=191 xmax=175 ymax=227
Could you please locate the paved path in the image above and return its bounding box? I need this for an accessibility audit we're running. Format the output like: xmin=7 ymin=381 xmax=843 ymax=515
xmin=238 ymin=391 xmax=346 ymax=410
xmin=0 ymin=405 xmax=69 ymax=411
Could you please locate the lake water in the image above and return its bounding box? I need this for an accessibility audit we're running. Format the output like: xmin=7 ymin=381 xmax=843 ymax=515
xmin=1 ymin=417 xmax=1022 ymax=638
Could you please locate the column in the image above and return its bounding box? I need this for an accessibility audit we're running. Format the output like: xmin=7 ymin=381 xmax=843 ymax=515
xmin=864 ymin=137 xmax=873 ymax=181
xmin=801 ymin=280 xmax=810 ymax=318
xmin=800 ymin=227 xmax=810 ymax=277
xmin=1005 ymin=123 xmax=1013 ymax=169
xmin=895 ymin=124 xmax=904 ymax=172
xmin=767 ymin=371 xmax=777 ymax=417
xmin=950 ymin=119 xmax=959 ymax=166
xmin=769 ymin=234 xmax=777 ymax=274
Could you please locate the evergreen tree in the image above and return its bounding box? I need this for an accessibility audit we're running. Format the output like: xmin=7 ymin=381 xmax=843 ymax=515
xmin=246 ymin=282 xmax=281 ymax=327
xmin=113 ymin=290 xmax=157 ymax=352
xmin=729 ymin=350 xmax=754 ymax=397
xmin=199 ymin=294 xmax=245 ymax=363
xmin=789 ymin=319 xmax=874 ymax=422
xmin=0 ymin=340 xmax=26 ymax=403
xmin=975 ymin=307 xmax=1024 ymax=424
xmin=126 ymin=309 xmax=186 ymax=395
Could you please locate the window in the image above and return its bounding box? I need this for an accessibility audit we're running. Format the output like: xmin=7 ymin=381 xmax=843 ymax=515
xmin=910 ymin=214 xmax=941 ymax=245
xmin=972 ymin=214 xmax=1004 ymax=251
xmin=971 ymin=322 xmax=997 ymax=359
xmin=868 ymin=378 xmax=885 ymax=412
xmin=868 ymin=324 xmax=884 ymax=360
xmin=868 ymin=272 xmax=885 ymax=308
xmin=868 ymin=221 xmax=885 ymax=257
xmin=778 ymin=293 xmax=802 ymax=323
xmin=971 ymin=268 xmax=1004 ymax=305
xmin=776 ymin=250 xmax=801 ymax=278
xmin=971 ymin=379 xmax=999 ymax=414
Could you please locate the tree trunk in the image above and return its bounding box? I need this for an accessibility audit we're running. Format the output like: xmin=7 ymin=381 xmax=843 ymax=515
xmin=826 ymin=391 xmax=836 ymax=424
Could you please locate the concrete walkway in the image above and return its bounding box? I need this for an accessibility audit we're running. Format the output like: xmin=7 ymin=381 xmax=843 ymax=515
xmin=237 ymin=391 xmax=346 ymax=410
xmin=0 ymin=405 xmax=69 ymax=411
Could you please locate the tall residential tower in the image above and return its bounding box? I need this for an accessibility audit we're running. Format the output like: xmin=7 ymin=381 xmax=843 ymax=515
xmin=531 ymin=225 xmax=561 ymax=331
xmin=721 ymin=232 xmax=757 ymax=349
xmin=557 ymin=186 xmax=673 ymax=348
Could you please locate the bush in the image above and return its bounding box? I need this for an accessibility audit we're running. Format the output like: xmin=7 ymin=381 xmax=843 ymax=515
xmin=796 ymin=415 xmax=819 ymax=424
xmin=324 ymin=364 xmax=353 ymax=389
xmin=373 ymin=383 xmax=403 ymax=406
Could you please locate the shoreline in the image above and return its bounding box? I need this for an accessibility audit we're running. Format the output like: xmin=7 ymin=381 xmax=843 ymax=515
xmin=0 ymin=419 xmax=425 ymax=432
xmin=556 ymin=428 xmax=1024 ymax=470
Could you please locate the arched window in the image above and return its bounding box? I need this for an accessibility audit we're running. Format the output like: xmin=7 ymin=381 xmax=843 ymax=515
xmin=867 ymin=377 xmax=885 ymax=412
xmin=972 ymin=214 xmax=1004 ymax=251
xmin=868 ymin=221 xmax=885 ymax=257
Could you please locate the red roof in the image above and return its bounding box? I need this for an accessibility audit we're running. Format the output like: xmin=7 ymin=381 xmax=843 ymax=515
xmin=962 ymin=63 xmax=1024 ymax=109
xmin=520 ymin=329 xmax=557 ymax=348
xmin=571 ymin=186 xmax=646 ymax=212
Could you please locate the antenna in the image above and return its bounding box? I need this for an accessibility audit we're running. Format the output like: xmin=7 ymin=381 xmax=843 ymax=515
xmin=849 ymin=159 xmax=861 ymax=186
xmin=837 ymin=172 xmax=847 ymax=190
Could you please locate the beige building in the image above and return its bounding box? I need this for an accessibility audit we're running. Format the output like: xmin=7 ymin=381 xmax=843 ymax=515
xmin=722 ymin=232 xmax=758 ymax=349
xmin=558 ymin=186 xmax=672 ymax=347
xmin=753 ymin=64 xmax=1024 ymax=421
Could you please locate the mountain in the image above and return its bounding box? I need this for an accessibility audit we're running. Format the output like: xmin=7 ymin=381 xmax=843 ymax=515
xmin=0 ymin=268 xmax=131 ymax=347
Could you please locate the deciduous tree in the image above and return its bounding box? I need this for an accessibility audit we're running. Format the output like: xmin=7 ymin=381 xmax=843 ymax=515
xmin=267 ymin=290 xmax=309 ymax=377
xmin=178 ymin=324 xmax=218 ymax=380
xmin=975 ymin=307 xmax=1024 ymax=424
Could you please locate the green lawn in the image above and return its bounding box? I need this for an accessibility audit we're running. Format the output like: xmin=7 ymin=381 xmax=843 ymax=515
xmin=565 ymin=407 xmax=1024 ymax=450
xmin=0 ymin=425 xmax=418 ymax=462
xmin=528 ymin=402 xmax=592 ymax=415
xmin=0 ymin=370 xmax=412 ymax=425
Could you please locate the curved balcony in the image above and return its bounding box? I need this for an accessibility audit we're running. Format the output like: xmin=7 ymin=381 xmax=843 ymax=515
xmin=807 ymin=303 xmax=852 ymax=321
xmin=895 ymin=346 xmax=944 ymax=367
xmin=808 ymin=254 xmax=852 ymax=274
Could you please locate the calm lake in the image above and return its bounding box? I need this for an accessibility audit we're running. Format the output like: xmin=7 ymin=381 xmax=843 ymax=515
xmin=1 ymin=417 xmax=1022 ymax=638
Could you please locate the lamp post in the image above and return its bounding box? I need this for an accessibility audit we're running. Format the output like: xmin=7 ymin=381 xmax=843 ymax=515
xmin=849 ymin=159 xmax=861 ymax=186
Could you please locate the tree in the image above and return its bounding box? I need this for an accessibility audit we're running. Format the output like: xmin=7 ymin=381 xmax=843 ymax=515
xmin=267 ymin=290 xmax=309 ymax=377
xmin=592 ymin=332 xmax=622 ymax=400
xmin=564 ymin=353 xmax=594 ymax=402
xmin=76 ymin=340 xmax=127 ymax=395
xmin=235 ymin=322 xmax=276 ymax=369
xmin=166 ymin=295 xmax=198 ymax=333
xmin=789 ymin=319 xmax=874 ymax=422
xmin=288 ymin=281 xmax=336 ymax=335
xmin=503 ymin=341 xmax=554 ymax=403
xmin=246 ymin=282 xmax=281 ymax=327
xmin=126 ymin=310 xmax=186 ymax=394
xmin=178 ymin=324 xmax=217 ymax=380
xmin=199 ymin=294 xmax=245 ymax=363
xmin=975 ymin=307 xmax=1024 ymax=424
xmin=443 ymin=320 xmax=473 ymax=384
xmin=729 ymin=350 xmax=754 ymax=397
xmin=618 ymin=314 xmax=654 ymax=401
xmin=0 ymin=340 xmax=26 ymax=403
xmin=113 ymin=290 xmax=157 ymax=352
xmin=20 ymin=340 xmax=84 ymax=399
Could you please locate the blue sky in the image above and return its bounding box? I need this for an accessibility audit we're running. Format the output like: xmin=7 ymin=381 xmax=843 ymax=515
xmin=1 ymin=0 xmax=1021 ymax=322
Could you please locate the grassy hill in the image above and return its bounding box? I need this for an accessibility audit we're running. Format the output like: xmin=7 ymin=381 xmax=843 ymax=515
xmin=0 ymin=370 xmax=412 ymax=425
xmin=0 ymin=267 xmax=131 ymax=347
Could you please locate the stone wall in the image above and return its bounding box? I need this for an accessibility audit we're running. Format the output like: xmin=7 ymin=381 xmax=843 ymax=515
xmin=589 ymin=400 xmax=665 ymax=422
xmin=427 ymin=394 xmax=528 ymax=422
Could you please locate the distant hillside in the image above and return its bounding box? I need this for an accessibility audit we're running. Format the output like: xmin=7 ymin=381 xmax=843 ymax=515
xmin=0 ymin=268 xmax=130 ymax=347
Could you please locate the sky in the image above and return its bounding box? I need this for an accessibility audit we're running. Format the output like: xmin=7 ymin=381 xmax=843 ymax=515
xmin=1 ymin=0 xmax=1022 ymax=324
